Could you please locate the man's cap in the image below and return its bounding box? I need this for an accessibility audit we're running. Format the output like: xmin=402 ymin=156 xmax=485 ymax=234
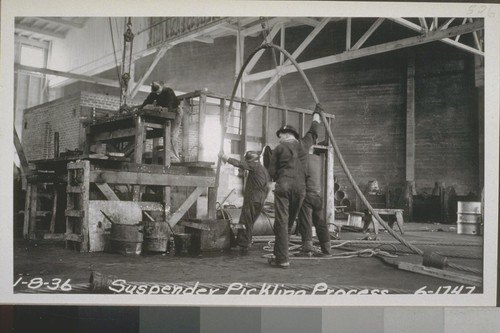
xmin=244 ymin=150 xmax=261 ymax=162
xmin=151 ymin=81 xmax=161 ymax=92
xmin=276 ymin=125 xmax=300 ymax=140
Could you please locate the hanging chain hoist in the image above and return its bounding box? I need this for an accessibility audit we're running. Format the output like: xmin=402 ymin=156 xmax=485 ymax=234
xmin=120 ymin=17 xmax=135 ymax=107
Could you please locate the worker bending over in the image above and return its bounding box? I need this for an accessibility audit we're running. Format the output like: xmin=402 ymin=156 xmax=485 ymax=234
xmin=219 ymin=150 xmax=271 ymax=255
xmin=267 ymin=105 xmax=322 ymax=268
xmin=139 ymin=81 xmax=180 ymax=111
xmin=296 ymin=146 xmax=331 ymax=257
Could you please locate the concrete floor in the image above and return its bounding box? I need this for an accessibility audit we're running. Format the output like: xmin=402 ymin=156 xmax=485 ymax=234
xmin=13 ymin=222 xmax=483 ymax=296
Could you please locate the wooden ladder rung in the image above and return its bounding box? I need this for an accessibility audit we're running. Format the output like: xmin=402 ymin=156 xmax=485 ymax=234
xmin=66 ymin=185 xmax=86 ymax=193
xmin=65 ymin=233 xmax=83 ymax=242
xmin=65 ymin=209 xmax=85 ymax=217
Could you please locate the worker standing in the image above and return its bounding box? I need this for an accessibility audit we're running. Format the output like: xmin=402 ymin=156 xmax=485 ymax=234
xmin=296 ymin=147 xmax=331 ymax=256
xmin=218 ymin=151 xmax=271 ymax=255
xmin=267 ymin=105 xmax=322 ymax=268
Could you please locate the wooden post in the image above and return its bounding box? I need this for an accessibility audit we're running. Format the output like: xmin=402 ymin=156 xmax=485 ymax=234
xmin=163 ymin=121 xmax=171 ymax=218
xmin=326 ymin=145 xmax=335 ymax=226
xmin=23 ymin=183 xmax=32 ymax=239
xmin=262 ymin=105 xmax=269 ymax=146
xmin=181 ymin=98 xmax=191 ymax=162
xmin=198 ymin=93 xmax=207 ymax=160
xmin=28 ymin=183 xmax=38 ymax=240
xmin=49 ymin=187 xmax=58 ymax=234
xmin=133 ymin=116 xmax=145 ymax=201
xmin=405 ymin=49 xmax=416 ymax=220
xmin=240 ymin=102 xmax=248 ymax=159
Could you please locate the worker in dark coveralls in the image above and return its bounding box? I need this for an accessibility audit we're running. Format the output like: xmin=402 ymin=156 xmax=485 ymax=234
xmin=267 ymin=106 xmax=322 ymax=268
xmin=218 ymin=150 xmax=271 ymax=255
xmin=139 ymin=81 xmax=180 ymax=111
xmin=296 ymin=147 xmax=331 ymax=256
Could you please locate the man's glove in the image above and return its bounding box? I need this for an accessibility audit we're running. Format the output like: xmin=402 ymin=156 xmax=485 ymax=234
xmin=218 ymin=151 xmax=228 ymax=163
xmin=313 ymin=103 xmax=323 ymax=123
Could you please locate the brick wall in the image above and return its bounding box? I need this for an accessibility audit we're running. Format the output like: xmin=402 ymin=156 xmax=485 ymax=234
xmin=23 ymin=94 xmax=82 ymax=161
xmin=22 ymin=91 xmax=138 ymax=161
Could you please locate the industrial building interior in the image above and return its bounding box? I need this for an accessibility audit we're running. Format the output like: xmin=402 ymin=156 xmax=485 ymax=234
xmin=12 ymin=16 xmax=488 ymax=297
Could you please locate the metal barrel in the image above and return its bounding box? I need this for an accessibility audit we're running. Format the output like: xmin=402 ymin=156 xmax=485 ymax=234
xmin=456 ymin=201 xmax=482 ymax=235
xmin=109 ymin=223 xmax=143 ymax=255
xmin=142 ymin=221 xmax=169 ymax=253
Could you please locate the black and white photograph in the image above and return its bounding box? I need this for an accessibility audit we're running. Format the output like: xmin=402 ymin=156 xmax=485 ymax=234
xmin=1 ymin=0 xmax=498 ymax=307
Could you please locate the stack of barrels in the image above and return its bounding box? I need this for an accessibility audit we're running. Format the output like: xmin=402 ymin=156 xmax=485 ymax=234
xmin=334 ymin=176 xmax=351 ymax=210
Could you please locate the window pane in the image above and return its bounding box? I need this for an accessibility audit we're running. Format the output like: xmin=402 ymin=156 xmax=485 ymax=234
xmin=20 ymin=45 xmax=45 ymax=67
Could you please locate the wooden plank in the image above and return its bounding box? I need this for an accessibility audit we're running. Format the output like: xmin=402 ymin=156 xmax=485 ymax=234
xmin=207 ymin=187 xmax=217 ymax=219
xmin=198 ymin=93 xmax=207 ymax=160
xmin=14 ymin=129 xmax=30 ymax=176
xmin=28 ymin=183 xmax=38 ymax=240
xmin=15 ymin=64 xmax=119 ymax=87
xmin=49 ymin=189 xmax=58 ymax=233
xmin=133 ymin=116 xmax=145 ymax=201
xmin=168 ymin=187 xmax=204 ymax=227
xmin=163 ymin=121 xmax=171 ymax=218
xmin=240 ymin=102 xmax=247 ymax=159
xmin=43 ymin=233 xmax=66 ymax=241
xmin=397 ymin=262 xmax=482 ymax=287
xmin=325 ymin=146 xmax=335 ymax=225
xmin=95 ymin=183 xmax=120 ymax=201
xmin=65 ymin=233 xmax=84 ymax=242
xmin=89 ymin=128 xmax=136 ymax=142
xmin=138 ymin=202 xmax=164 ymax=211
xmin=352 ymin=18 xmax=385 ymax=50
xmin=179 ymin=221 xmax=211 ymax=230
xmin=406 ymin=49 xmax=416 ymax=184
xmin=90 ymin=170 xmax=215 ymax=187
xmin=262 ymin=105 xmax=269 ymax=145
xmin=65 ymin=209 xmax=85 ymax=217
xmin=23 ymin=183 xmax=32 ymax=238
xmin=66 ymin=185 xmax=86 ymax=193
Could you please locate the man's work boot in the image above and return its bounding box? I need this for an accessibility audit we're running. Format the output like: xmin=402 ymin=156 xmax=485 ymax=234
xmin=320 ymin=241 xmax=331 ymax=255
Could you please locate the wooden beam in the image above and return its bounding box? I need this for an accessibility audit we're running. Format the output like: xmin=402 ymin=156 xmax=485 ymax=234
xmin=90 ymin=170 xmax=215 ymax=187
xmin=15 ymin=64 xmax=119 ymax=87
xmin=406 ymin=49 xmax=416 ymax=183
xmin=240 ymin=102 xmax=248 ymax=159
xmin=129 ymin=44 xmax=171 ymax=99
xmin=168 ymin=187 xmax=204 ymax=227
xmin=419 ymin=18 xmax=429 ymax=31
xmin=14 ymin=129 xmax=30 ymax=176
xmin=241 ymin=17 xmax=283 ymax=37
xmin=15 ymin=23 xmax=66 ymax=39
xmin=346 ymin=18 xmax=351 ymax=51
xmin=245 ymin=20 xmax=484 ymax=82
xmin=389 ymin=17 xmax=484 ymax=56
xmin=36 ymin=17 xmax=86 ymax=29
xmin=191 ymin=36 xmax=214 ymax=44
xmin=95 ymin=183 xmax=120 ymax=201
xmin=90 ymin=128 xmax=136 ymax=142
xmin=292 ymin=17 xmax=320 ymax=27
xmin=351 ymin=18 xmax=385 ymax=50
xmin=398 ymin=262 xmax=482 ymax=287
xmin=252 ymin=17 xmax=330 ymax=102
xmin=244 ymin=23 xmax=281 ymax=75
xmin=439 ymin=18 xmax=455 ymax=30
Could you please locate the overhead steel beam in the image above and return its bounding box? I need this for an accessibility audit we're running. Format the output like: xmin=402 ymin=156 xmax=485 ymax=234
xmin=15 ymin=64 xmax=119 ymax=87
xmin=244 ymin=19 xmax=484 ymax=83
xmin=292 ymin=17 xmax=320 ymax=27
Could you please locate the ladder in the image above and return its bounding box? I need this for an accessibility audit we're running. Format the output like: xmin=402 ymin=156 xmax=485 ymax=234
xmin=65 ymin=160 xmax=90 ymax=252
